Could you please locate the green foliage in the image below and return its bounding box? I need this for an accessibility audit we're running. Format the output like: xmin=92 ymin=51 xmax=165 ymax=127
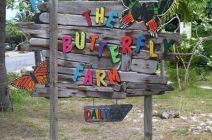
xmin=7 ymin=72 xmax=31 ymax=106
xmin=206 ymin=0 xmax=212 ymax=19
xmin=167 ymin=67 xmax=198 ymax=87
xmin=6 ymin=20 xmax=23 ymax=38
xmin=177 ymin=0 xmax=192 ymax=22
xmin=6 ymin=0 xmax=15 ymax=9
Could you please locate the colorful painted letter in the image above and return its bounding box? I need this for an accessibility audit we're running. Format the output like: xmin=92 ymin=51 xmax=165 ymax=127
xmin=109 ymin=45 xmax=120 ymax=63
xmin=62 ymin=35 xmax=72 ymax=53
xmin=135 ymin=35 xmax=145 ymax=53
xmin=106 ymin=11 xmax=118 ymax=28
xmin=75 ymin=32 xmax=86 ymax=50
xmin=98 ymin=41 xmax=107 ymax=58
xmin=85 ymin=108 xmax=109 ymax=121
xmin=163 ymin=39 xmax=175 ymax=57
xmin=83 ymin=69 xmax=93 ymax=86
xmin=149 ymin=40 xmax=158 ymax=58
xmin=89 ymin=34 xmax=99 ymax=51
xmin=96 ymin=7 xmax=105 ymax=24
xmin=72 ymin=65 xmax=84 ymax=81
xmin=107 ymin=68 xmax=120 ymax=85
xmin=121 ymin=36 xmax=133 ymax=54
xmin=96 ymin=70 xmax=107 ymax=87
xmin=82 ymin=10 xmax=92 ymax=26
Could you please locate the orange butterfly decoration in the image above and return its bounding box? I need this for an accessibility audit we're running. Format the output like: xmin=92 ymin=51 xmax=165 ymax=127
xmin=11 ymin=60 xmax=49 ymax=93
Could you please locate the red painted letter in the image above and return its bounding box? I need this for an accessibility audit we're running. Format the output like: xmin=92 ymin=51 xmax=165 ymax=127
xmin=62 ymin=35 xmax=72 ymax=53
xmin=107 ymin=68 xmax=120 ymax=85
xmin=82 ymin=10 xmax=92 ymax=27
xmin=85 ymin=110 xmax=91 ymax=121
xmin=121 ymin=36 xmax=133 ymax=54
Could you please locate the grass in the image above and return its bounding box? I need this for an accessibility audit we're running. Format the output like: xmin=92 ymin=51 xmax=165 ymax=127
xmin=171 ymin=128 xmax=189 ymax=135
xmin=153 ymin=87 xmax=212 ymax=116
xmin=80 ymin=127 xmax=99 ymax=133
xmin=0 ymin=72 xmax=211 ymax=139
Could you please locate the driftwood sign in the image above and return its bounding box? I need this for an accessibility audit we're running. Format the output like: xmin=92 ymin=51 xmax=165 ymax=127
xmin=11 ymin=0 xmax=182 ymax=139
xmin=84 ymin=104 xmax=133 ymax=122
xmin=12 ymin=0 xmax=181 ymax=99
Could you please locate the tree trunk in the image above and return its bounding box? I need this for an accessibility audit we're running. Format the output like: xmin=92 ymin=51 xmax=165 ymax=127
xmin=0 ymin=0 xmax=11 ymax=111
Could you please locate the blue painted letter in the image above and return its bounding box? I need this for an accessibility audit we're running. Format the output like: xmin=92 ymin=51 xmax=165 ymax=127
xmin=72 ymin=65 xmax=84 ymax=81
xmin=106 ymin=11 xmax=118 ymax=28
xmin=135 ymin=35 xmax=145 ymax=53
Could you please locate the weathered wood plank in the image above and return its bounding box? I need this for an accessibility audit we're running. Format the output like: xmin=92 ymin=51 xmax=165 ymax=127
xmin=126 ymin=89 xmax=159 ymax=96
xmin=132 ymin=50 xmax=150 ymax=59
xmin=38 ymin=1 xmax=158 ymax=17
xmin=119 ymin=72 xmax=167 ymax=84
xmin=34 ymin=86 xmax=126 ymax=99
xmin=58 ymin=82 xmax=173 ymax=94
xmin=20 ymin=23 xmax=181 ymax=44
xmin=58 ymin=59 xmax=157 ymax=75
xmin=29 ymin=38 xmax=170 ymax=61
xmin=57 ymin=71 xmax=167 ymax=84
xmin=126 ymin=82 xmax=173 ymax=91
xmin=30 ymin=38 xmax=112 ymax=57
xmin=121 ymin=53 xmax=131 ymax=71
xmin=42 ymin=50 xmax=120 ymax=69
xmin=131 ymin=59 xmax=157 ymax=74
xmin=39 ymin=12 xmax=146 ymax=30
xmin=34 ymin=86 xmax=166 ymax=98
xmin=78 ymin=86 xmax=114 ymax=92
xmin=29 ymin=38 xmax=174 ymax=61
xmin=57 ymin=59 xmax=112 ymax=70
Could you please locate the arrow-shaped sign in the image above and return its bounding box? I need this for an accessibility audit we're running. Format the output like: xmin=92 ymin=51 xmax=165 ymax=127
xmin=84 ymin=104 xmax=133 ymax=122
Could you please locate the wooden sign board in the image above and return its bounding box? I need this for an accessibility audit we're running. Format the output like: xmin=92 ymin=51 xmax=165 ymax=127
xmin=14 ymin=0 xmax=181 ymax=99
xmin=84 ymin=104 xmax=133 ymax=122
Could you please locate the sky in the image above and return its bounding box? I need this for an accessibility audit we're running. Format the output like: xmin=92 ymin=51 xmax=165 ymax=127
xmin=6 ymin=9 xmax=18 ymax=20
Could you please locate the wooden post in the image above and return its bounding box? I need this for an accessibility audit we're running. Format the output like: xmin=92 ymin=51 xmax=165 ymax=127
xmin=49 ymin=0 xmax=58 ymax=140
xmin=160 ymin=44 xmax=165 ymax=77
xmin=34 ymin=51 xmax=41 ymax=65
xmin=144 ymin=96 xmax=152 ymax=140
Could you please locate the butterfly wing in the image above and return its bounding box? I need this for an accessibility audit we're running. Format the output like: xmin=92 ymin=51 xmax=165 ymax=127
xmin=33 ymin=60 xmax=49 ymax=85
xmin=122 ymin=0 xmax=140 ymax=8
xmin=11 ymin=75 xmax=36 ymax=93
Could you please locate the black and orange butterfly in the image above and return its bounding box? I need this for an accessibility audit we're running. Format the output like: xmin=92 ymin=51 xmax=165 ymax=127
xmin=120 ymin=0 xmax=180 ymax=37
xmin=11 ymin=59 xmax=49 ymax=93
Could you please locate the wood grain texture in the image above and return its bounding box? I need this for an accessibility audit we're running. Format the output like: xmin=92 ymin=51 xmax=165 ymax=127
xmin=144 ymin=96 xmax=152 ymax=140
xmin=58 ymin=65 xmax=157 ymax=77
xmin=28 ymin=38 xmax=170 ymax=61
xmin=131 ymin=59 xmax=157 ymax=74
xmin=34 ymin=86 xmax=126 ymax=99
xmin=38 ymin=1 xmax=158 ymax=17
xmin=39 ymin=12 xmax=146 ymax=30
xmin=33 ymin=85 xmax=168 ymax=98
xmin=121 ymin=53 xmax=131 ymax=71
xmin=49 ymin=0 xmax=58 ymax=139
xmin=20 ymin=23 xmax=182 ymax=44
xmin=56 ymin=71 xmax=167 ymax=84
xmin=42 ymin=50 xmax=120 ymax=70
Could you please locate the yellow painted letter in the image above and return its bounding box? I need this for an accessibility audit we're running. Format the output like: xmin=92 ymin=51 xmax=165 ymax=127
xmin=96 ymin=70 xmax=107 ymax=87
xmin=149 ymin=40 xmax=158 ymax=58
xmin=96 ymin=7 xmax=105 ymax=24
xmin=75 ymin=32 xmax=86 ymax=50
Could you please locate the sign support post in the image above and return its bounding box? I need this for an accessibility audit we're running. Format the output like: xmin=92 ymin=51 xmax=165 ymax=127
xmin=49 ymin=0 xmax=58 ymax=140
xmin=144 ymin=96 xmax=152 ymax=140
